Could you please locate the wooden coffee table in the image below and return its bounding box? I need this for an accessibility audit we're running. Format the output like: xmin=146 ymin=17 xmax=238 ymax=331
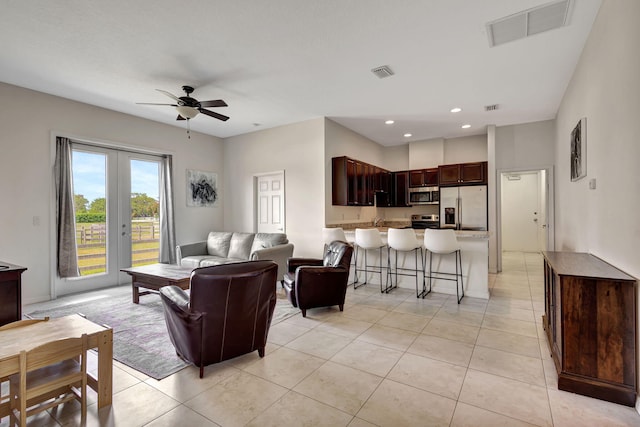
xmin=121 ymin=263 xmax=193 ymax=304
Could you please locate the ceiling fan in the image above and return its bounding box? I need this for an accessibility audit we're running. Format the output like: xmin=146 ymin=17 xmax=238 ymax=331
xmin=137 ymin=85 xmax=229 ymax=122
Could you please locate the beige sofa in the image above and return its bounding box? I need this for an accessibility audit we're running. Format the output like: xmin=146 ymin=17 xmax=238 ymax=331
xmin=176 ymin=231 xmax=294 ymax=281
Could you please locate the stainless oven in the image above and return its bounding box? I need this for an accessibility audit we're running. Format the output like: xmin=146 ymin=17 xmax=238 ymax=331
xmin=411 ymin=214 xmax=440 ymax=229
xmin=408 ymin=186 xmax=439 ymax=205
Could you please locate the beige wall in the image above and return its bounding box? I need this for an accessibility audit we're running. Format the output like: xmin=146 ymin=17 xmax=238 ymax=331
xmin=495 ymin=120 xmax=555 ymax=170
xmin=223 ymin=118 xmax=325 ymax=258
xmin=553 ymin=0 xmax=640 ymax=408
xmin=0 ymin=83 xmax=224 ymax=304
xmin=409 ymin=138 xmax=444 ymax=169
xmin=554 ymin=0 xmax=639 ymax=279
xmin=443 ymin=134 xmax=488 ymax=164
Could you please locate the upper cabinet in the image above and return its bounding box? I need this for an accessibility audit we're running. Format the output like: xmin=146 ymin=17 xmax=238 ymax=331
xmin=332 ymin=157 xmax=487 ymax=206
xmin=332 ymin=156 xmax=389 ymax=206
xmin=409 ymin=168 xmax=439 ymax=187
xmin=438 ymin=161 xmax=487 ymax=186
xmin=392 ymin=171 xmax=411 ymax=207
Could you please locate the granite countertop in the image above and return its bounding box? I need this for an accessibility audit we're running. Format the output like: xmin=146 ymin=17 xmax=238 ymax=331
xmin=340 ymin=228 xmax=489 ymax=239
xmin=327 ymin=221 xmax=411 ymax=231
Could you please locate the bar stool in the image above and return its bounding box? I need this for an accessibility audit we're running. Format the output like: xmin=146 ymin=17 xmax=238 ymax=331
xmin=322 ymin=227 xmax=348 ymax=252
xmin=353 ymin=228 xmax=386 ymax=291
xmin=386 ymin=228 xmax=424 ymax=295
xmin=423 ymin=229 xmax=464 ymax=303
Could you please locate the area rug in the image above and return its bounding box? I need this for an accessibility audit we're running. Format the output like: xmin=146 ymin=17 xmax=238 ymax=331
xmin=27 ymin=290 xmax=300 ymax=380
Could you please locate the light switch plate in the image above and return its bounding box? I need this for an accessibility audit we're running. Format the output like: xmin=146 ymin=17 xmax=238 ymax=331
xmin=589 ymin=178 xmax=596 ymax=190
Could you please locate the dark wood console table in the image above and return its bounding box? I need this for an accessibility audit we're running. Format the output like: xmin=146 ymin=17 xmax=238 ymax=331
xmin=542 ymin=251 xmax=637 ymax=406
xmin=0 ymin=261 xmax=27 ymax=326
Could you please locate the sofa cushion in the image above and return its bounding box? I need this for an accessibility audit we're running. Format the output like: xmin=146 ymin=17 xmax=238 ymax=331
xmin=207 ymin=232 xmax=233 ymax=257
xmin=227 ymin=232 xmax=256 ymax=260
xmin=199 ymin=256 xmax=238 ymax=267
xmin=181 ymin=255 xmax=213 ymax=269
xmin=250 ymin=233 xmax=288 ymax=254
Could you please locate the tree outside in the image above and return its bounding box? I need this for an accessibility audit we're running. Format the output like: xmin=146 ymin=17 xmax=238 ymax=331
xmin=89 ymin=197 xmax=106 ymax=213
xmin=74 ymin=194 xmax=89 ymax=213
xmin=130 ymin=193 xmax=159 ymax=218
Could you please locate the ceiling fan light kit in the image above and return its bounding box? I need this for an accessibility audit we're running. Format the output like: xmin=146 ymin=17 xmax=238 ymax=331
xmin=176 ymin=105 xmax=199 ymax=119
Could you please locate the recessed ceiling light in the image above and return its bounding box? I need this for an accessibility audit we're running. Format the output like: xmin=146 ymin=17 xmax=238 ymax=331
xmin=385 ymin=120 xmax=395 ymax=125
xmin=404 ymin=133 xmax=412 ymax=138
xmin=461 ymin=124 xmax=471 ymax=129
xmin=450 ymin=107 xmax=462 ymax=113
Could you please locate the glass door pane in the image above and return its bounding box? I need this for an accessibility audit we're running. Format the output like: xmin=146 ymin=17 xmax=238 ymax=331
xmin=129 ymin=159 xmax=160 ymax=267
xmin=72 ymin=150 xmax=108 ymax=277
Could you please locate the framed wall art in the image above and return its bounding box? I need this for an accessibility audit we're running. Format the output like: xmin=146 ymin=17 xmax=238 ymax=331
xmin=570 ymin=117 xmax=587 ymax=181
xmin=186 ymin=169 xmax=218 ymax=207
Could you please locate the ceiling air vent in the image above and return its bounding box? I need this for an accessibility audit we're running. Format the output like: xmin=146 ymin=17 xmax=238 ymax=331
xmin=486 ymin=0 xmax=571 ymax=47
xmin=371 ymin=65 xmax=394 ymax=79
xmin=485 ymin=104 xmax=499 ymax=111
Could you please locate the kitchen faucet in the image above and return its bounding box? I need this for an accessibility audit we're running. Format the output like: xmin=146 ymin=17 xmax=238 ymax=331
xmin=373 ymin=217 xmax=383 ymax=227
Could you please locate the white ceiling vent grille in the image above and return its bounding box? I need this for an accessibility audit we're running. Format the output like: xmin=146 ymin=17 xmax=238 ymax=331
xmin=371 ymin=65 xmax=394 ymax=79
xmin=486 ymin=0 xmax=571 ymax=47
xmin=485 ymin=104 xmax=499 ymax=111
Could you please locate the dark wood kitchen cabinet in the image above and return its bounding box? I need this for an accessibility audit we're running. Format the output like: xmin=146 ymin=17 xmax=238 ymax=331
xmin=332 ymin=156 xmax=375 ymax=206
xmin=392 ymin=171 xmax=411 ymax=207
xmin=409 ymin=168 xmax=439 ymax=187
xmin=542 ymin=251 xmax=637 ymax=406
xmin=373 ymin=167 xmax=392 ymax=194
xmin=438 ymin=161 xmax=487 ymax=186
xmin=0 ymin=262 xmax=27 ymax=326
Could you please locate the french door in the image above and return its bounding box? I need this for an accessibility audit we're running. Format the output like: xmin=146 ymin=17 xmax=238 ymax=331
xmin=55 ymin=144 xmax=162 ymax=296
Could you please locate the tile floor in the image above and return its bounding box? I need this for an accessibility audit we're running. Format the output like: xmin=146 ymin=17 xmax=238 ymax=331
xmin=4 ymin=252 xmax=640 ymax=426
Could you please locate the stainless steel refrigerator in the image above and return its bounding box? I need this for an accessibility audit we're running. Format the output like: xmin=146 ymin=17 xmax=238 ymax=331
xmin=439 ymin=185 xmax=487 ymax=230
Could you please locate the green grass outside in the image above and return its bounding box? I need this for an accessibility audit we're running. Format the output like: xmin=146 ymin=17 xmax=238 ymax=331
xmin=77 ymin=221 xmax=160 ymax=276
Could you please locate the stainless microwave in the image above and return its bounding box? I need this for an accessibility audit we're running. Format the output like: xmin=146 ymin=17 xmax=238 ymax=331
xmin=408 ymin=186 xmax=439 ymax=205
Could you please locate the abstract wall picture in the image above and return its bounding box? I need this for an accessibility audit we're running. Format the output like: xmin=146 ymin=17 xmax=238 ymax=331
xmin=570 ymin=117 xmax=587 ymax=181
xmin=186 ymin=169 xmax=218 ymax=207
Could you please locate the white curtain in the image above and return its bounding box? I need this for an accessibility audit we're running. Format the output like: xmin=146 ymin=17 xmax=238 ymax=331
xmin=54 ymin=137 xmax=79 ymax=277
xmin=159 ymin=155 xmax=177 ymax=264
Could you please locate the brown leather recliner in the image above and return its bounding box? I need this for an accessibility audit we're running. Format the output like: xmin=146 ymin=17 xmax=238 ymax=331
xmin=283 ymin=240 xmax=353 ymax=317
xmin=159 ymin=260 xmax=278 ymax=378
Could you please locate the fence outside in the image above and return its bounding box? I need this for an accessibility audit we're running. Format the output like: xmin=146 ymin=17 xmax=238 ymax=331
xmin=76 ymin=222 xmax=160 ymax=275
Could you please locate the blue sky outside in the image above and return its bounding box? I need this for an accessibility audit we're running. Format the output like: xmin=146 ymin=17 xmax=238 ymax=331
xmin=72 ymin=151 xmax=159 ymax=203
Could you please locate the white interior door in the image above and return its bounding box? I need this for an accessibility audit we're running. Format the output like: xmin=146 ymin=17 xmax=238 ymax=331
xmin=256 ymin=172 xmax=285 ymax=234
xmin=538 ymin=170 xmax=548 ymax=252
xmin=501 ymin=172 xmax=540 ymax=252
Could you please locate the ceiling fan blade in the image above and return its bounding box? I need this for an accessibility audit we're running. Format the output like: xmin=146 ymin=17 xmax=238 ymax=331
xmin=156 ymin=89 xmax=181 ymax=103
xmin=136 ymin=102 xmax=178 ymax=106
xmin=176 ymin=115 xmax=186 ymax=121
xmin=199 ymin=108 xmax=230 ymax=121
xmin=199 ymin=99 xmax=228 ymax=108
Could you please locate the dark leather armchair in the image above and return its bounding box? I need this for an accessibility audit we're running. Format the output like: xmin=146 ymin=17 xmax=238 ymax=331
xmin=159 ymin=260 xmax=278 ymax=378
xmin=283 ymin=240 xmax=353 ymax=317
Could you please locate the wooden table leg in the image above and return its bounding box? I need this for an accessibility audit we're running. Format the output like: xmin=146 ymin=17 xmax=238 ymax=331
xmin=132 ymin=279 xmax=139 ymax=304
xmin=96 ymin=329 xmax=113 ymax=408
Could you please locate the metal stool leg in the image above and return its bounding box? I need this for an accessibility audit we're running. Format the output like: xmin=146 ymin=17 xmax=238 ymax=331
xmin=379 ymin=246 xmax=385 ymax=292
xmin=352 ymin=245 xmax=360 ymax=287
xmin=456 ymin=249 xmax=464 ymax=303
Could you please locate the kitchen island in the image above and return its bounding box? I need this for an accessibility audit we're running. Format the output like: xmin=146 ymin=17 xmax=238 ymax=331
xmin=342 ymin=228 xmax=490 ymax=300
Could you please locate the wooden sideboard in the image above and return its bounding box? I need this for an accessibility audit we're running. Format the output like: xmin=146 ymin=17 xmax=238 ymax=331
xmin=0 ymin=261 xmax=27 ymax=326
xmin=542 ymin=251 xmax=637 ymax=406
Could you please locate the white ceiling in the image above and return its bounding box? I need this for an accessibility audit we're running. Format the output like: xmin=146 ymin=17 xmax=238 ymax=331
xmin=0 ymin=0 xmax=601 ymax=146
